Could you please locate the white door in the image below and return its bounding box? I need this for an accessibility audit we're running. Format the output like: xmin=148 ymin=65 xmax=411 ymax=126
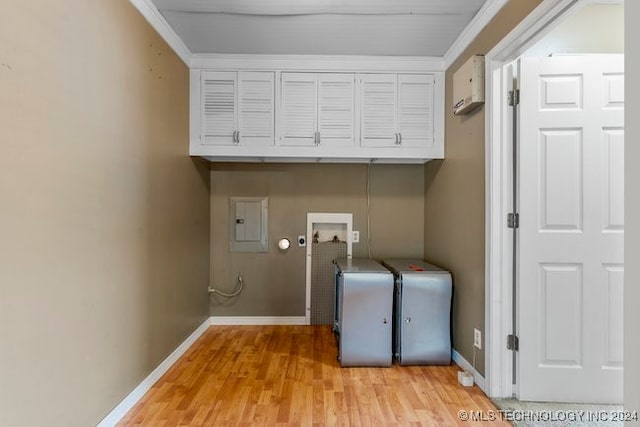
xmin=518 ymin=55 xmax=624 ymax=403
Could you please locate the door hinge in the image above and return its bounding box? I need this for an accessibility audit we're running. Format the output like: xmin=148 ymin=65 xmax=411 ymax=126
xmin=508 ymin=89 xmax=520 ymax=106
xmin=507 ymin=213 xmax=519 ymax=229
xmin=507 ymin=334 xmax=519 ymax=351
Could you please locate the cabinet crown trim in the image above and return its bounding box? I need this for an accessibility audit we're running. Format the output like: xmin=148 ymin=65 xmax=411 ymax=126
xmin=190 ymin=54 xmax=444 ymax=72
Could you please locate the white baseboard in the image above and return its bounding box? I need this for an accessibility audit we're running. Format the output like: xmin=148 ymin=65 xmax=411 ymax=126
xmin=209 ymin=316 xmax=307 ymax=325
xmin=97 ymin=319 xmax=481 ymax=426
xmin=97 ymin=316 xmax=307 ymax=425
xmin=452 ymin=349 xmax=487 ymax=393
xmin=97 ymin=318 xmax=211 ymax=427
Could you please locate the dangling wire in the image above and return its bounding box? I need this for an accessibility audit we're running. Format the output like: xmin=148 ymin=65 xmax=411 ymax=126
xmin=367 ymin=162 xmax=372 ymax=259
xmin=208 ymin=274 xmax=244 ymax=297
xmin=472 ymin=346 xmax=477 ymax=373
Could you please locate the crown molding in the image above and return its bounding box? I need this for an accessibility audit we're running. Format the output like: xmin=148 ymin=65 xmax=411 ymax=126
xmin=129 ymin=0 xmax=192 ymax=66
xmin=443 ymin=0 xmax=510 ymax=70
xmin=190 ymin=53 xmax=444 ymax=72
xmin=152 ymin=0 xmax=486 ymax=15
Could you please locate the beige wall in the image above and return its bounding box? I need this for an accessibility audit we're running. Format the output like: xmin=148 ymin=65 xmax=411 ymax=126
xmin=210 ymin=163 xmax=424 ymax=316
xmin=527 ymin=4 xmax=624 ymax=56
xmin=423 ymin=0 xmax=543 ymax=376
xmin=0 ymin=2 xmax=210 ymax=426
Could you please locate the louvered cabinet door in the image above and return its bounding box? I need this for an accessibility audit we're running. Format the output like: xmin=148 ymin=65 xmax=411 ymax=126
xmin=238 ymin=72 xmax=275 ymax=146
xmin=359 ymin=74 xmax=398 ymax=147
xmin=201 ymin=71 xmax=237 ymax=146
xmin=317 ymin=74 xmax=355 ymax=147
xmin=280 ymin=73 xmax=318 ymax=146
xmin=398 ymin=74 xmax=434 ymax=148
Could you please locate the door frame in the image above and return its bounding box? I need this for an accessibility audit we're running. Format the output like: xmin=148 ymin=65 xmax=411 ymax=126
xmin=484 ymin=0 xmax=587 ymax=398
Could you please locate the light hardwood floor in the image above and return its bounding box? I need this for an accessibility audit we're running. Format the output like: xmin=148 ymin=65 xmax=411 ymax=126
xmin=118 ymin=325 xmax=509 ymax=426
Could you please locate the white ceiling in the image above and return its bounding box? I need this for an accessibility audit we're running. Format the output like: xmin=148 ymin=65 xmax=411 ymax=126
xmin=151 ymin=0 xmax=489 ymax=56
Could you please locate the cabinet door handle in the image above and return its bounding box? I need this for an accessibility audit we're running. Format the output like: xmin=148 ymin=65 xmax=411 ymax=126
xmin=236 ymin=130 xmax=240 ymax=144
xmin=316 ymin=131 xmax=320 ymax=145
xmin=394 ymin=133 xmax=399 ymax=144
xmin=398 ymin=132 xmax=402 ymax=145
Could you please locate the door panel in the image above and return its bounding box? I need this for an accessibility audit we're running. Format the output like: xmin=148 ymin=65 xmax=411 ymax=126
xmin=603 ymin=73 xmax=624 ymax=108
xmin=539 ymin=129 xmax=583 ymax=231
xmin=603 ymin=129 xmax=625 ymax=231
xmin=602 ymin=264 xmax=624 ymax=368
xmin=539 ymin=74 xmax=583 ymax=110
xmin=518 ymin=55 xmax=624 ymax=403
xmin=539 ymin=263 xmax=583 ymax=366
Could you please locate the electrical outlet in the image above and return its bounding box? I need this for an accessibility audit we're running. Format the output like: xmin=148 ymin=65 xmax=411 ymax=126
xmin=352 ymin=230 xmax=360 ymax=243
xmin=474 ymin=328 xmax=482 ymax=350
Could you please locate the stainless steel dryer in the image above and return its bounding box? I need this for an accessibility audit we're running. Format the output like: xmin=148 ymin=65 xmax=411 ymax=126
xmin=381 ymin=258 xmax=452 ymax=365
xmin=334 ymin=258 xmax=394 ymax=367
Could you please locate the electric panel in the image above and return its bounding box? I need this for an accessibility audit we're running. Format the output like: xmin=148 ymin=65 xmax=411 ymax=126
xmin=229 ymin=197 xmax=268 ymax=252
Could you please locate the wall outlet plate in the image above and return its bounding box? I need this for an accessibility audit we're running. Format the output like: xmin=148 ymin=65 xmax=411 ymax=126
xmin=352 ymin=230 xmax=360 ymax=243
xmin=458 ymin=371 xmax=474 ymax=387
xmin=474 ymin=328 xmax=482 ymax=350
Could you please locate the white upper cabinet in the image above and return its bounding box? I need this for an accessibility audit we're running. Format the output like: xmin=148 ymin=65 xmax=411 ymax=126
xmin=199 ymin=71 xmax=274 ymax=146
xmin=279 ymin=73 xmax=355 ymax=147
xmin=190 ymin=58 xmax=444 ymax=163
xmin=360 ymin=73 xmax=434 ymax=148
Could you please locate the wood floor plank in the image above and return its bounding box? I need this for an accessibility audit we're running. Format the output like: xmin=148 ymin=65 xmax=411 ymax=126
xmin=117 ymin=326 xmax=509 ymax=426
